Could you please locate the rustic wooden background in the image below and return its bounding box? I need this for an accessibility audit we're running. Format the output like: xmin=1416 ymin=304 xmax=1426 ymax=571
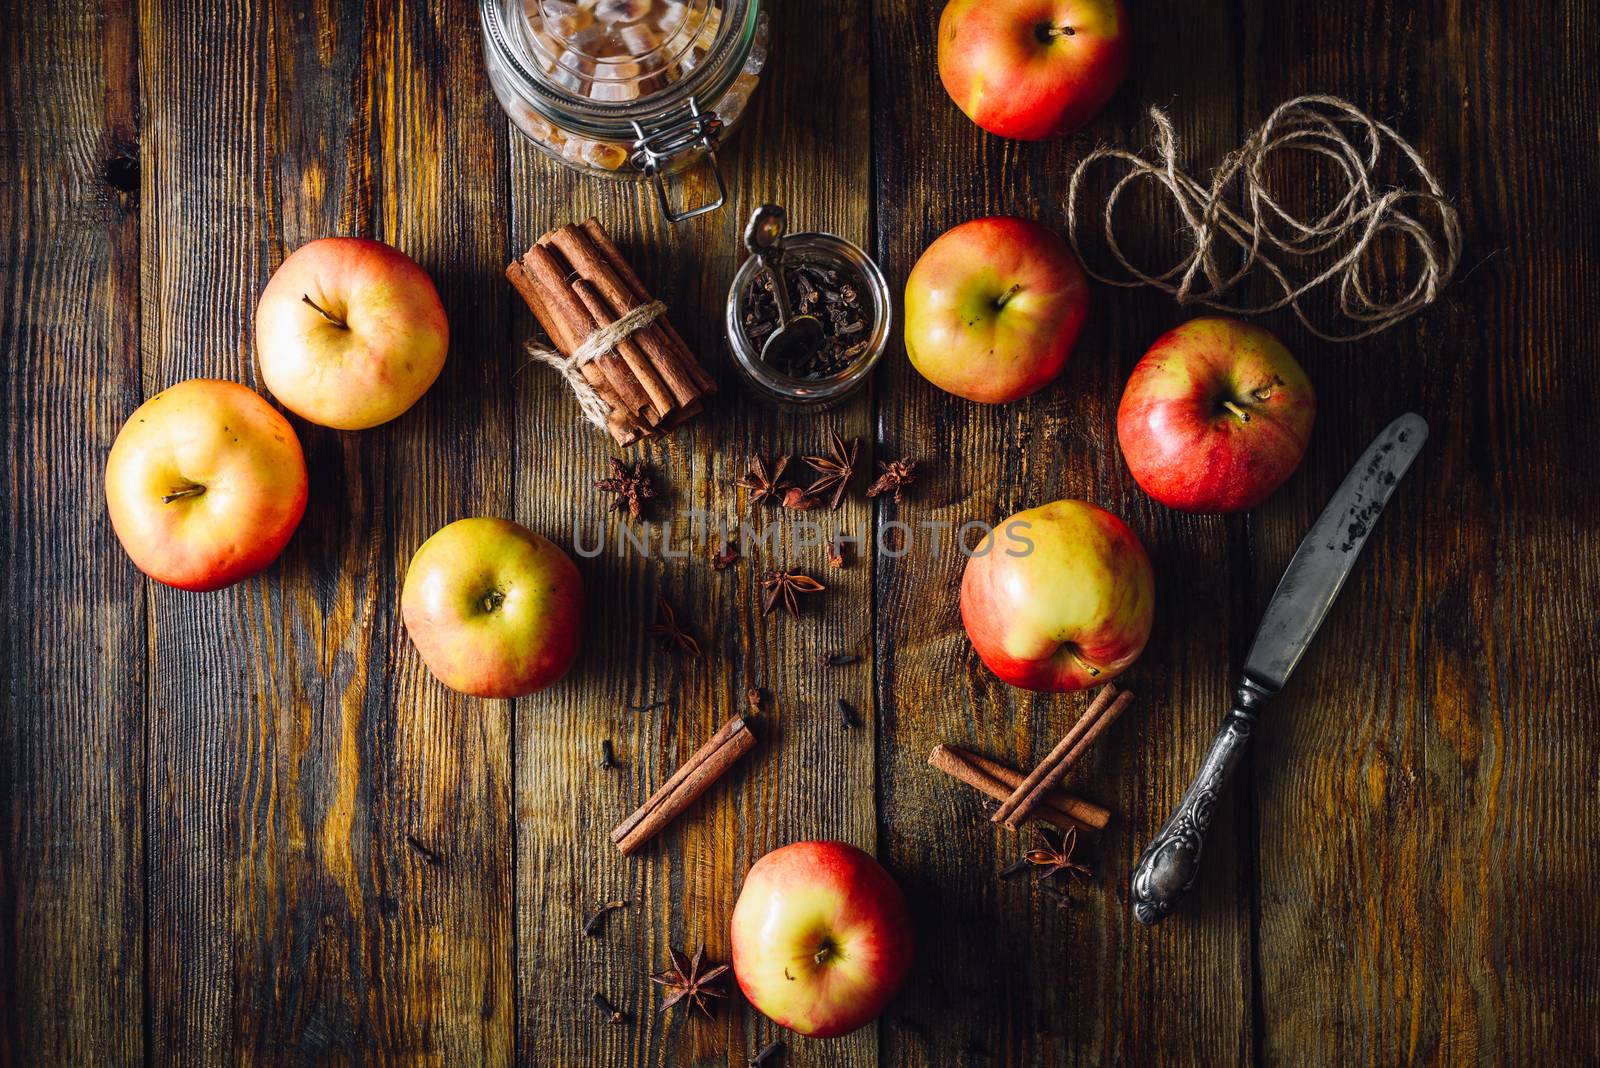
xmin=4 ymin=0 xmax=1598 ymax=1064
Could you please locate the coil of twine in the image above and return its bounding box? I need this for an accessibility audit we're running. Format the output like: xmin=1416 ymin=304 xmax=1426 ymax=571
xmin=522 ymin=299 xmax=668 ymax=430
xmin=1064 ymin=94 xmax=1462 ymax=341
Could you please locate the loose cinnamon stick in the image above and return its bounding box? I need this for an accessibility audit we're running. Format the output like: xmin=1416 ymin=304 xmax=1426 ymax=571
xmin=544 ymin=225 xmax=703 ymax=409
xmin=504 ymin=261 xmax=639 ymax=446
xmin=998 ymin=687 xmax=1136 ymax=829
xmin=612 ymin=714 xmax=755 ymax=855
xmin=520 ymin=243 xmax=661 ymax=426
xmin=579 ymin=217 xmax=717 ymax=395
xmin=928 ymin=745 xmax=1109 ymax=833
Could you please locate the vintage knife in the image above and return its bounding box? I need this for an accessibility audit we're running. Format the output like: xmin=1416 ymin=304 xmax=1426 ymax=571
xmin=1131 ymin=412 xmax=1429 ymax=925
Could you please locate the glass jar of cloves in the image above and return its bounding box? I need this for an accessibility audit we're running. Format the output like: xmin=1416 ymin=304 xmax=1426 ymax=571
xmin=479 ymin=0 xmax=768 ymax=222
xmin=725 ymin=231 xmax=892 ymax=410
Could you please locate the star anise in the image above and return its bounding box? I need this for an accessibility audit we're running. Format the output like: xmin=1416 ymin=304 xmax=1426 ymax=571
xmin=650 ymin=944 xmax=729 ymax=1019
xmin=865 ymin=456 xmax=918 ymax=503
xmin=1023 ymin=826 xmax=1092 ymax=883
xmin=761 ymin=569 xmax=825 ymax=617
xmin=595 ymin=458 xmax=656 ymax=519
xmin=711 ymin=538 xmax=741 ymax=571
xmin=647 ymin=595 xmax=701 ymax=659
xmin=737 ymin=453 xmax=792 ymax=507
xmin=803 ymin=430 xmax=860 ymax=511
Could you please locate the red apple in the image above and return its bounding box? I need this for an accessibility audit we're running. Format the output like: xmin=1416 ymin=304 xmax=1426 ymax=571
xmin=104 ymin=379 xmax=308 ymax=591
xmin=938 ymin=0 xmax=1130 ymax=140
xmin=255 ymin=237 xmax=448 ymax=430
xmin=401 ymin=518 xmax=582 ymax=698
xmin=904 ymin=216 xmax=1089 ymax=404
xmin=961 ymin=499 xmax=1154 ymax=691
xmin=1117 ymin=317 xmax=1315 ymax=513
xmin=730 ymin=841 xmax=914 ymax=1039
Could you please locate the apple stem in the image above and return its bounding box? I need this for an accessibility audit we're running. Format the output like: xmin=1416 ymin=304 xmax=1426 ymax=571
xmin=1068 ymin=648 xmax=1102 ymax=678
xmin=161 ymin=484 xmax=205 ymax=504
xmin=1222 ymin=400 xmax=1252 ymax=424
xmin=994 ymin=283 xmax=1023 ymax=310
xmin=301 ymin=293 xmax=348 ymax=329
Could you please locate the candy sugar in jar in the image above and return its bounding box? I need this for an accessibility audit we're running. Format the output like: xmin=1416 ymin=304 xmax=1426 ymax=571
xmin=480 ymin=0 xmax=768 ymax=221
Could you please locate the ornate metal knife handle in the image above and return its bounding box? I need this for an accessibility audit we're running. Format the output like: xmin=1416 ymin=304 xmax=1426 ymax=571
xmin=1131 ymin=677 xmax=1274 ymax=925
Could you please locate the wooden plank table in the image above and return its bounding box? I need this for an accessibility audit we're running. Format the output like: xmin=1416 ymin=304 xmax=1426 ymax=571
xmin=4 ymin=1 xmax=1597 ymax=1064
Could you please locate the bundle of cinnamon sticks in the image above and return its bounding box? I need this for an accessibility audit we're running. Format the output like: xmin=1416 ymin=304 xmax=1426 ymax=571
xmin=927 ymin=682 xmax=1134 ymax=833
xmin=506 ymin=218 xmax=716 ymax=446
xmin=992 ymin=683 xmax=1134 ymax=828
xmin=929 ymin=745 xmax=1111 ymax=834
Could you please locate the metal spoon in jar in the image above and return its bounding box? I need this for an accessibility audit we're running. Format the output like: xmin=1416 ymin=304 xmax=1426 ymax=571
xmin=743 ymin=204 xmax=823 ymax=368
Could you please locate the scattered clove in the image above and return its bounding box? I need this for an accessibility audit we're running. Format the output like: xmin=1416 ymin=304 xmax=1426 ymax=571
xmin=999 ymin=858 xmax=1032 ymax=880
xmin=822 ymin=652 xmax=860 ymax=667
xmin=405 ymin=834 xmax=442 ymax=865
xmin=836 ymin=697 xmax=859 ymax=729
xmin=750 ymin=1039 xmax=785 ymax=1066
xmin=630 ymin=699 xmax=666 ymax=713
xmin=583 ymin=899 xmax=628 ymax=936
xmin=746 ymin=686 xmax=765 ymax=714
xmin=591 ymin=991 xmax=629 ymax=1024
xmin=599 ymin=739 xmax=618 ymax=770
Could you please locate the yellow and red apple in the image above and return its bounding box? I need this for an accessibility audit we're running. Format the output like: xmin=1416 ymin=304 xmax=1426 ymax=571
xmin=730 ymin=840 xmax=914 ymax=1039
xmin=401 ymin=518 xmax=582 ymax=699
xmin=904 ymin=216 xmax=1089 ymax=404
xmin=255 ymin=237 xmax=448 ymax=430
xmin=961 ymin=499 xmax=1154 ymax=691
xmin=1117 ymin=317 xmax=1315 ymax=513
xmin=938 ymin=0 xmax=1130 ymax=140
xmin=104 ymin=378 xmax=308 ymax=591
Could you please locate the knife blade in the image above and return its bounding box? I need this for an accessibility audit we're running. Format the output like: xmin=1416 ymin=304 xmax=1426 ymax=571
xmin=1131 ymin=412 xmax=1428 ymax=925
xmin=1244 ymin=412 xmax=1429 ymax=692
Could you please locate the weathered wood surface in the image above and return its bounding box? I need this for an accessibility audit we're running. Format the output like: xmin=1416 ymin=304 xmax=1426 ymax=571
xmin=3 ymin=0 xmax=1597 ymax=1065
xmin=1 ymin=1 xmax=145 ymax=1064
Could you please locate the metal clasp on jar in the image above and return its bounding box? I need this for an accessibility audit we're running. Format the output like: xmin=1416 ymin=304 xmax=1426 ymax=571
xmin=630 ymin=98 xmax=727 ymax=224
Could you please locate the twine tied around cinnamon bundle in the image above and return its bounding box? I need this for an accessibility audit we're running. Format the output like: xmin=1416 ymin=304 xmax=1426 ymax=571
xmin=523 ymin=299 xmax=669 ymax=431
xmin=1064 ymin=94 xmax=1462 ymax=341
